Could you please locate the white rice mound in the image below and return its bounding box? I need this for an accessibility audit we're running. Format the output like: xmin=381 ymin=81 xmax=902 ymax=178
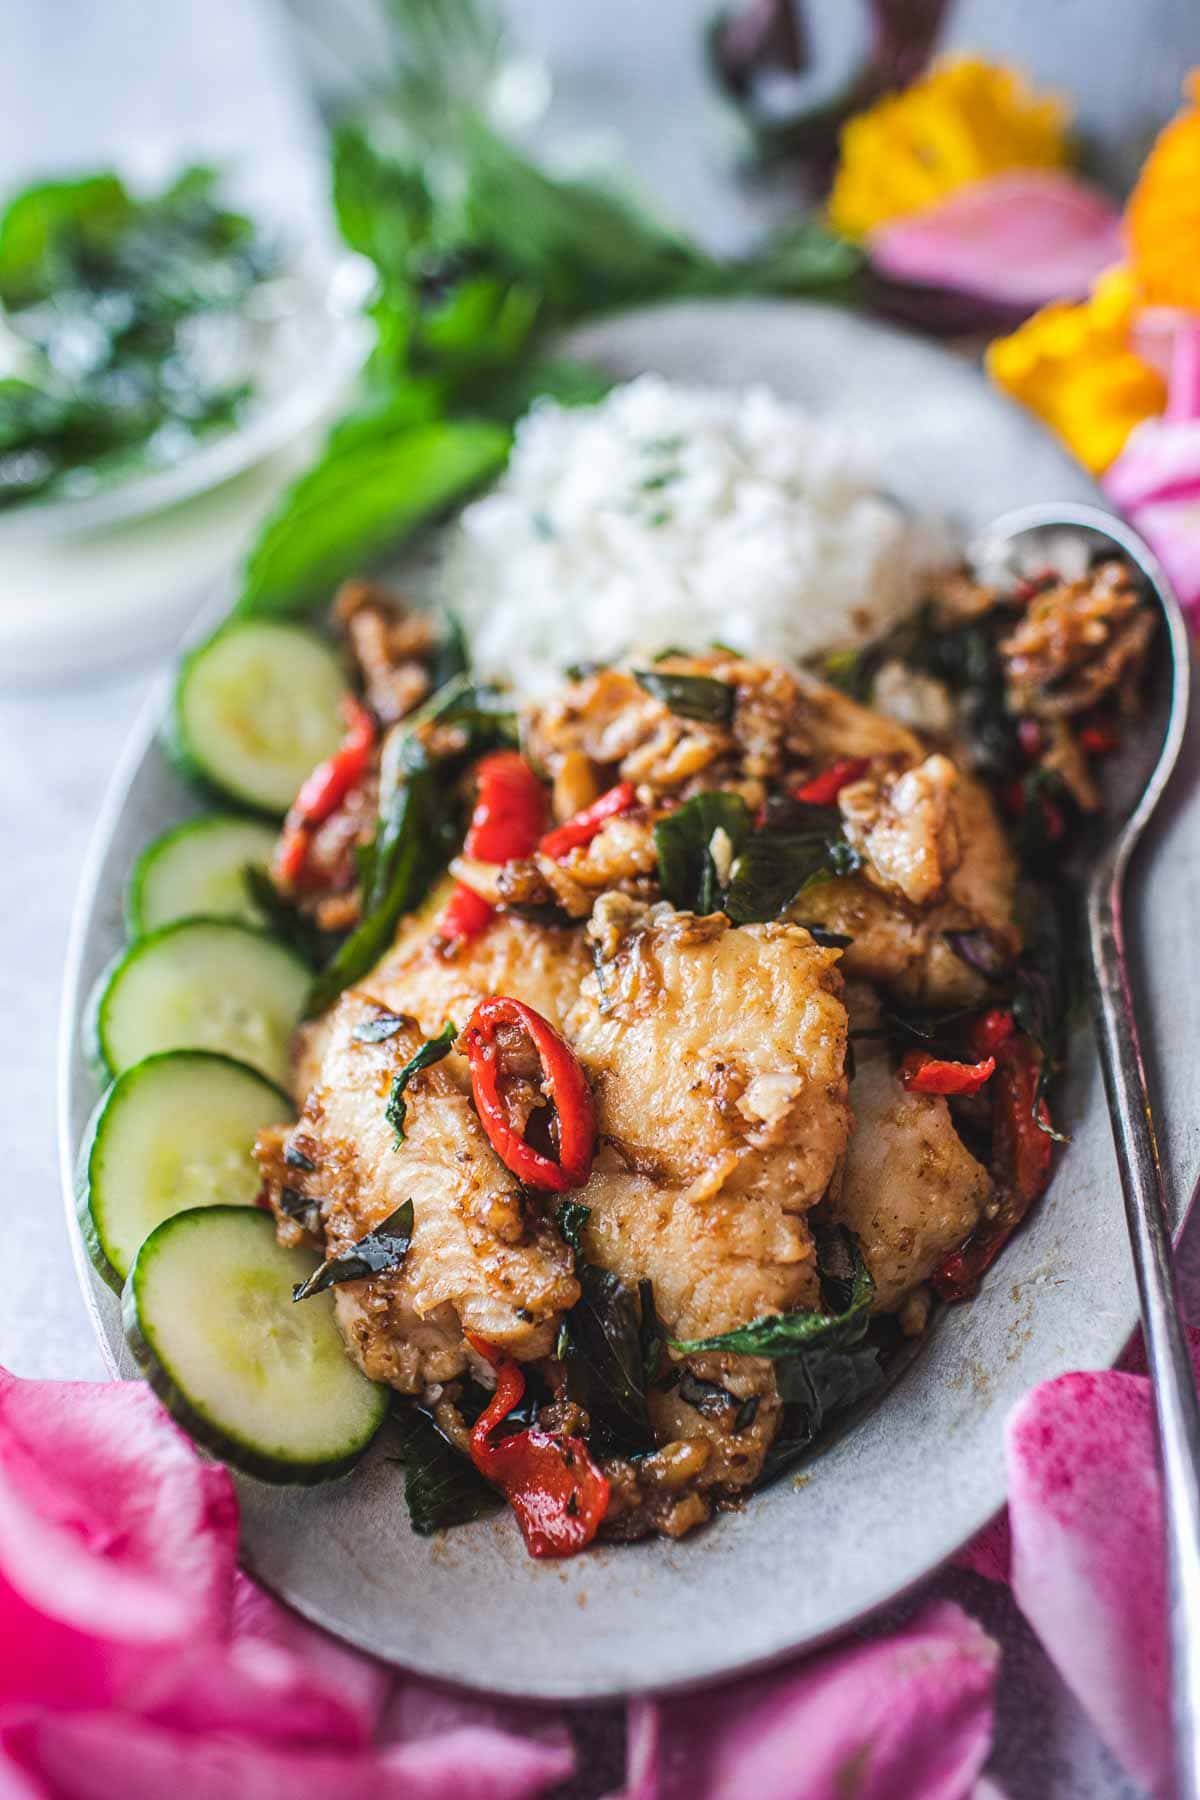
xmin=438 ymin=375 xmax=947 ymax=695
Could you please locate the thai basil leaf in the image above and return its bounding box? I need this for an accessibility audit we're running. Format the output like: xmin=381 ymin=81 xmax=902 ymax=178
xmin=633 ymin=668 xmax=735 ymax=724
xmin=278 ymin=1185 xmax=322 ymax=1235
xmin=385 ymin=1024 xmax=456 ymax=1147
xmin=677 ymin=1368 xmax=738 ymax=1417
xmin=670 ymin=1236 xmax=873 ymax=1358
xmin=1012 ymin=880 xmax=1078 ymax=1140
xmin=352 ymin=1010 xmax=411 ymax=1044
xmin=724 ymin=805 xmax=857 ymax=923
xmin=292 ymin=1200 xmax=413 ymax=1300
xmin=561 ymin=1264 xmax=654 ymax=1457
xmin=654 ymin=791 xmax=753 ymax=915
xmin=307 ymin=679 xmax=517 ymax=1014
xmin=391 ymin=1400 xmax=504 ymax=1535
xmin=555 ymin=1200 xmax=591 ymax=1254
xmin=759 ymin=1339 xmax=886 ymax=1486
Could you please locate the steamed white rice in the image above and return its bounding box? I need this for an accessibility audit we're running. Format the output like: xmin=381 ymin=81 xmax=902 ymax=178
xmin=438 ymin=376 xmax=946 ymax=695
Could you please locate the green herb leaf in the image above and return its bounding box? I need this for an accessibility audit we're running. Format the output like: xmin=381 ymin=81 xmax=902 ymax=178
xmin=633 ymin=668 xmax=735 ymax=723
xmin=561 ymin=1264 xmax=654 ymax=1457
xmin=670 ymin=1234 xmax=873 ymax=1358
xmin=391 ymin=1400 xmax=504 ymax=1535
xmin=351 ymin=1011 xmax=411 ymax=1044
xmin=237 ymin=418 xmax=510 ymax=617
xmin=555 ymin=1200 xmax=591 ymax=1254
xmin=292 ymin=1200 xmax=414 ymax=1299
xmin=724 ymin=805 xmax=857 ymax=924
xmin=385 ymin=1024 xmax=456 ymax=1147
xmin=654 ymin=791 xmax=753 ymax=915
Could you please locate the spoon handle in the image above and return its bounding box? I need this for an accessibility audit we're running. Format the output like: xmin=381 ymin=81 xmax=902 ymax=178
xmin=1088 ymin=868 xmax=1200 ymax=1800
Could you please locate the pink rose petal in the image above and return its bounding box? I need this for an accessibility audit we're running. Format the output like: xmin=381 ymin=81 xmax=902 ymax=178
xmin=0 ymin=1368 xmax=237 ymax=1711
xmin=1006 ymin=1369 xmax=1170 ymax=1793
xmin=954 ymin=1513 xmax=1012 ymax=1586
xmin=869 ymin=171 xmax=1124 ymax=310
xmin=0 ymin=1711 xmax=573 ymax=1800
xmin=378 ymin=1672 xmax=571 ymax=1763
xmin=609 ymin=1600 xmax=998 ymax=1800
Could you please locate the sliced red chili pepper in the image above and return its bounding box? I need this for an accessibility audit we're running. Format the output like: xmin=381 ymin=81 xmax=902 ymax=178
xmin=276 ymin=696 xmax=376 ymax=888
xmin=462 ymin=997 xmax=595 ymax=1192
xmin=438 ymin=753 xmax=546 ymax=941
xmin=440 ymin=881 xmax=497 ymax=944
xmin=466 ymin=1334 xmax=609 ymax=1558
xmin=463 ymin=751 xmax=547 ymax=864
xmin=969 ymin=1008 xmax=1016 ymax=1058
xmin=932 ymin=1034 xmax=1055 ymax=1301
xmin=1079 ymin=721 xmax=1120 ymax=756
xmin=539 ymin=782 xmax=637 ymax=860
xmin=898 ymin=1050 xmax=996 ymax=1096
xmin=792 ymin=757 xmax=869 ymax=806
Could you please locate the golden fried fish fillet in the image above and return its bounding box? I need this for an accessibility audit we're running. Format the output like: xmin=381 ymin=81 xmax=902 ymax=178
xmin=564 ymin=898 xmax=851 ymax=1342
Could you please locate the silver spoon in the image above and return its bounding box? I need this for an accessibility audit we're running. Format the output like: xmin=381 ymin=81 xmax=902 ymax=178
xmin=972 ymin=500 xmax=1197 ymax=1797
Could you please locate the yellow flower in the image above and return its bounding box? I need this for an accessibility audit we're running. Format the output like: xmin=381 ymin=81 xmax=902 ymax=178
xmin=986 ymin=269 xmax=1166 ymax=474
xmin=1126 ymin=71 xmax=1200 ymax=309
xmin=828 ymin=56 xmax=1071 ymax=240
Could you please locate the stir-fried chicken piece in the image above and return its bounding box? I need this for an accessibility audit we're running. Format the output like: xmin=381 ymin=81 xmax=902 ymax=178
xmin=1000 ymin=559 xmax=1154 ymax=719
xmin=564 ymin=898 xmax=850 ymax=1341
xmin=827 ymin=1007 xmax=992 ymax=1315
xmin=797 ymin=762 xmax=1017 ymax=1006
xmin=334 ymin=579 xmax=436 ymax=726
xmin=261 ymin=992 xmax=579 ymax=1391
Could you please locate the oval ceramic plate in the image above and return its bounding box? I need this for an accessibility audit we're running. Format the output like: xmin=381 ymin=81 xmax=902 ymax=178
xmin=58 ymin=299 xmax=1200 ymax=1699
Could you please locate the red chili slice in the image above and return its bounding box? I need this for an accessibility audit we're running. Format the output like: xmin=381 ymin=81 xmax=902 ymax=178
xmin=792 ymin=758 xmax=869 ymax=807
xmin=466 ymin=1334 xmax=609 ymax=1558
xmin=539 ymin=782 xmax=637 ymax=860
xmin=969 ymin=1008 xmax=1016 ymax=1058
xmin=438 ymin=752 xmax=547 ymax=942
xmin=276 ymin=696 xmax=376 ymax=887
xmin=932 ymin=1034 xmax=1055 ymax=1301
xmin=462 ymin=997 xmax=595 ymax=1192
xmin=439 ymin=881 xmax=497 ymax=944
xmin=1079 ymin=721 xmax=1120 ymax=756
xmin=898 ymin=1050 xmax=996 ymax=1096
xmin=464 ymin=751 xmax=547 ymax=863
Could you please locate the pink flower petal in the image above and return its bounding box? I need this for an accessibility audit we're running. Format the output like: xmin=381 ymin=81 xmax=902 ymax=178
xmin=1131 ymin=309 xmax=1200 ymax=401
xmin=869 ymin=171 xmax=1124 ymax=310
xmin=1006 ymin=1369 xmax=1171 ymax=1793
xmin=0 ymin=1368 xmax=237 ymax=1711
xmin=1102 ymin=418 xmax=1200 ymax=511
xmin=954 ymin=1512 xmax=1012 ymax=1586
xmin=378 ymin=1673 xmax=571 ymax=1763
xmin=1122 ymin=493 xmax=1200 ymax=620
xmin=0 ymin=1711 xmax=573 ymax=1800
xmin=609 ymin=1600 xmax=998 ymax=1800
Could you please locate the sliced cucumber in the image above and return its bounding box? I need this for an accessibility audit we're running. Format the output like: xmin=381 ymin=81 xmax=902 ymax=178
xmin=127 ymin=815 xmax=279 ymax=935
xmin=92 ymin=918 xmax=309 ymax=1087
xmin=123 ymin=1206 xmax=389 ymax=1484
xmin=78 ymin=1051 xmax=291 ymax=1290
xmin=169 ymin=621 xmax=346 ymax=815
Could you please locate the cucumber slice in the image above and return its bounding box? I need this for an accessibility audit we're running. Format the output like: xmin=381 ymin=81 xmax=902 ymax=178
xmin=78 ymin=1051 xmax=291 ymax=1289
xmin=123 ymin=1206 xmax=389 ymax=1484
xmin=127 ymin=815 xmax=279 ymax=935
xmin=92 ymin=919 xmax=309 ymax=1086
xmin=169 ymin=622 xmax=346 ymax=815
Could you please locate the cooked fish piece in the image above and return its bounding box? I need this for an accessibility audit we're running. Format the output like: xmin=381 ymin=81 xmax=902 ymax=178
xmin=828 ymin=1029 xmax=992 ymax=1314
xmin=290 ymin=882 xmax=591 ymax=1102
xmin=565 ymin=898 xmax=850 ymax=1342
xmin=266 ymin=992 xmax=580 ymax=1391
xmin=796 ymin=760 xmax=1017 ymax=1006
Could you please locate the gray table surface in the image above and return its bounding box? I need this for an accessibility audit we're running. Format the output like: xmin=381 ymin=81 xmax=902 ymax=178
xmin=6 ymin=2 xmax=1200 ymax=1794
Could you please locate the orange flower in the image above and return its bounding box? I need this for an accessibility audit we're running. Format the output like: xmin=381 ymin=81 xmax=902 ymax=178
xmin=987 ymin=269 xmax=1166 ymax=474
xmin=828 ymin=55 xmax=1070 ymax=241
xmin=1126 ymin=72 xmax=1200 ymax=310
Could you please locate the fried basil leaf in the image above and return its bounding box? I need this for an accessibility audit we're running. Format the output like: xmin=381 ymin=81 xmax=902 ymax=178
xmin=385 ymin=1024 xmax=456 ymax=1147
xmin=352 ymin=1010 xmax=411 ymax=1044
xmin=555 ymin=1199 xmax=591 ymax=1254
xmin=724 ymin=804 xmax=859 ymax=923
xmin=654 ymin=790 xmax=753 ymax=915
xmin=242 ymin=866 xmax=341 ymax=969
xmin=633 ymin=668 xmax=735 ymax=723
xmin=561 ymin=1265 xmax=654 ymax=1457
xmin=292 ymin=1200 xmax=413 ymax=1300
xmin=390 ymin=1401 xmax=504 ymax=1535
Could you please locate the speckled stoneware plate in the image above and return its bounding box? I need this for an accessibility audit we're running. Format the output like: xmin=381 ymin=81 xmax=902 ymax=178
xmin=58 ymin=299 xmax=1200 ymax=1699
